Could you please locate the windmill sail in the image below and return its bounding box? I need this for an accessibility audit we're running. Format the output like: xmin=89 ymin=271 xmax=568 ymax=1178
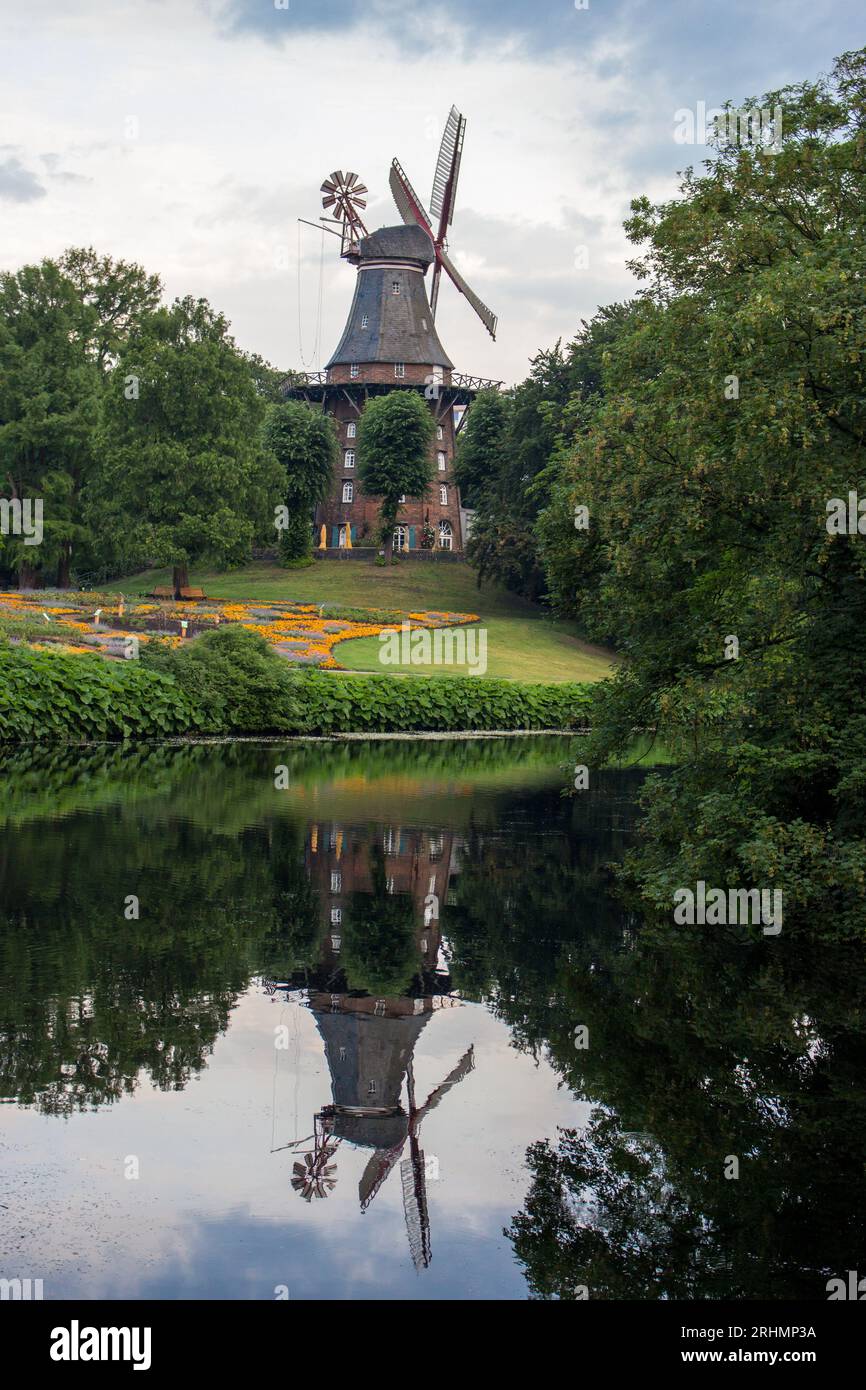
xmin=438 ymin=249 xmax=498 ymax=340
xmin=430 ymin=106 xmax=466 ymax=228
xmin=389 ymin=159 xmax=433 ymax=233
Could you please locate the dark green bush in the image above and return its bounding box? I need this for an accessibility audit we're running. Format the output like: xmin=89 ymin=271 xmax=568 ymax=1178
xmin=140 ymin=625 xmax=302 ymax=733
xmin=0 ymin=641 xmax=200 ymax=741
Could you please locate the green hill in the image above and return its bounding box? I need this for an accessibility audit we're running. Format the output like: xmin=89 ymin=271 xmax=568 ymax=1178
xmin=113 ymin=559 xmax=614 ymax=684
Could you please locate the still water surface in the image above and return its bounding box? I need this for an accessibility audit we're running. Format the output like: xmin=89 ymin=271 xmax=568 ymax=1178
xmin=0 ymin=738 xmax=862 ymax=1300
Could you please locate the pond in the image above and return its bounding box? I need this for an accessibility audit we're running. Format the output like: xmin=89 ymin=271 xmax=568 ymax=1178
xmin=0 ymin=737 xmax=863 ymax=1301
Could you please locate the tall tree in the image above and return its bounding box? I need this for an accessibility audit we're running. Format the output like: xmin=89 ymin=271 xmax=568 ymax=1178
xmin=453 ymin=388 xmax=510 ymax=509
xmin=263 ymin=400 xmax=339 ymax=562
xmin=357 ymin=390 xmax=434 ymax=560
xmin=89 ymin=296 xmax=283 ymax=595
xmin=0 ymin=259 xmax=100 ymax=588
xmin=59 ymin=246 xmax=162 ymax=372
xmin=553 ymin=49 xmax=866 ymax=959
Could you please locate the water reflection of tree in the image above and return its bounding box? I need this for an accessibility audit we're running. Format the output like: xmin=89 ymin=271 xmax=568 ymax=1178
xmin=475 ymin=827 xmax=866 ymax=1298
xmin=340 ymin=845 xmax=419 ymax=997
xmin=0 ymin=813 xmax=318 ymax=1114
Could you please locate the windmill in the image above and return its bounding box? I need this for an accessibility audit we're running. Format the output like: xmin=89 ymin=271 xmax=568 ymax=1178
xmin=319 ymin=170 xmax=369 ymax=259
xmin=359 ymin=1044 xmax=475 ymax=1271
xmin=389 ymin=106 xmax=497 ymax=340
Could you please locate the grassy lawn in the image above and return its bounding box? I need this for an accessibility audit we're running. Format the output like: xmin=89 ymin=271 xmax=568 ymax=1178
xmin=113 ymin=558 xmax=615 ymax=684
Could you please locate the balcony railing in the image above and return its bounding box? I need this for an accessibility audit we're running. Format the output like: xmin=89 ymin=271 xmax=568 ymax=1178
xmin=283 ymin=370 xmax=503 ymax=393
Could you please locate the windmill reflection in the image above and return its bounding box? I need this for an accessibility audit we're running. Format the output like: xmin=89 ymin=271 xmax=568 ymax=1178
xmin=268 ymin=819 xmax=475 ymax=1269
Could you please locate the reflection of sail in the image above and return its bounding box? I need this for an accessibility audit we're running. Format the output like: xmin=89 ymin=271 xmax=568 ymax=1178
xmin=414 ymin=1045 xmax=475 ymax=1121
xmin=401 ymin=1146 xmax=431 ymax=1272
xmin=358 ymin=1045 xmax=475 ymax=1270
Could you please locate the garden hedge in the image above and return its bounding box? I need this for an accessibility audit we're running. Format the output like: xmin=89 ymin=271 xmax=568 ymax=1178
xmin=0 ymin=638 xmax=595 ymax=741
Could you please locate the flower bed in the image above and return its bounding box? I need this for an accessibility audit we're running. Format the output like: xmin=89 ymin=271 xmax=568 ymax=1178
xmin=0 ymin=592 xmax=480 ymax=670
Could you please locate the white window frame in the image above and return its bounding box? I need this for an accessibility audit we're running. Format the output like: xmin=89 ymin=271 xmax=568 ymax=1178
xmin=330 ymin=907 xmax=342 ymax=926
xmin=438 ymin=520 xmax=453 ymax=551
xmin=437 ymin=425 xmax=444 ymax=441
xmin=344 ymin=449 xmax=355 ymax=469
xmin=347 ymin=422 xmax=356 ymax=438
xmin=361 ymin=314 xmax=369 ymax=328
xmin=342 ymin=481 xmax=353 ymax=503
xmin=350 ymin=363 xmax=359 ymax=379
xmin=330 ymin=871 xmax=342 ymax=893
xmin=394 ymin=362 xmax=405 ymax=379
xmin=392 ymin=280 xmax=400 ymax=295
xmin=437 ymin=451 xmax=446 ymax=471
xmin=439 ymin=484 xmax=448 ymax=506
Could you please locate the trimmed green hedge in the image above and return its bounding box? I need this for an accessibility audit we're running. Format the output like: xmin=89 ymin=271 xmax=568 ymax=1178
xmin=0 ymin=635 xmax=595 ymax=742
xmin=292 ymin=670 xmax=593 ymax=734
xmin=0 ymin=642 xmax=202 ymax=741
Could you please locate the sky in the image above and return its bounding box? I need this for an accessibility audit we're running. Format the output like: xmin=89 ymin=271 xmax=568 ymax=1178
xmin=0 ymin=0 xmax=862 ymax=386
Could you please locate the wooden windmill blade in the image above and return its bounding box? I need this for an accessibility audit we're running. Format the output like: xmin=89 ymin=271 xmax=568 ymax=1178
xmin=430 ymin=105 xmax=466 ymax=231
xmin=437 ymin=248 xmax=498 ymax=340
xmin=389 ymin=158 xmax=434 ymax=233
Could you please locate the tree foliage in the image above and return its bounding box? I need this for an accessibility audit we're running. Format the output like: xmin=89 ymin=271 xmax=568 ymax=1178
xmin=357 ymin=390 xmax=434 ymax=558
xmin=263 ymin=399 xmax=339 ymax=561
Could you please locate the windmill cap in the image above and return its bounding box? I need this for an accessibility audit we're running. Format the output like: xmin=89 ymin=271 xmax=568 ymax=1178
xmin=358 ymin=224 xmax=435 ymax=268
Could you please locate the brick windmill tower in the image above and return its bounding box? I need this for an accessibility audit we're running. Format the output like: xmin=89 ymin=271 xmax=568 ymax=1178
xmin=288 ymin=108 xmax=501 ymax=556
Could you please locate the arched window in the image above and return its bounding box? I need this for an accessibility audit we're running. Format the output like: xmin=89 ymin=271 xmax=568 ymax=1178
xmin=437 ymin=451 xmax=446 ymax=471
xmin=342 ymin=481 xmax=353 ymax=503
xmin=347 ymin=422 xmax=356 ymax=438
xmin=338 ymin=525 xmax=348 ymax=547
xmin=438 ymin=520 xmax=453 ymax=552
xmin=439 ymin=484 xmax=448 ymax=506
xmin=393 ymin=525 xmax=408 ymax=553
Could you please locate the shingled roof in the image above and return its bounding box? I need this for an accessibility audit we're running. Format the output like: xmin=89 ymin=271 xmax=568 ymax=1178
xmin=326 ymin=223 xmax=453 ymax=370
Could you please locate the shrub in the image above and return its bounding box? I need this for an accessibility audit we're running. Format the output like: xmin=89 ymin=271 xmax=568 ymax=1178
xmin=140 ymin=625 xmax=302 ymax=733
